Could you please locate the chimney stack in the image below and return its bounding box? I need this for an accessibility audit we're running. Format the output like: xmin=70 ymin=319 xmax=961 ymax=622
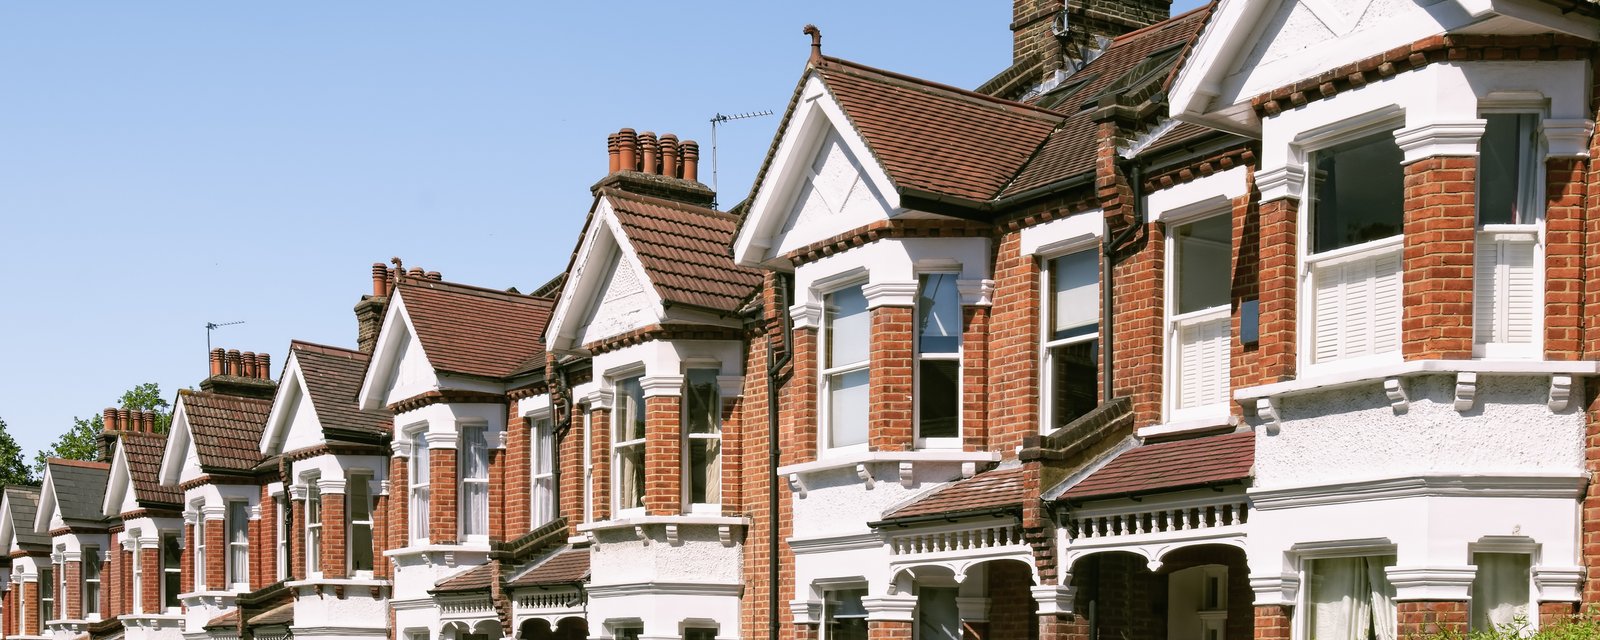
xmin=660 ymin=134 xmax=679 ymax=178
xmin=201 ymin=346 xmax=277 ymax=399
xmin=682 ymin=140 xmax=699 ymax=182
xmin=618 ymin=129 xmax=638 ymax=172
xmin=103 ymin=408 xmax=119 ymax=432
xmin=595 ymin=128 xmax=716 ymax=207
xmin=1007 ymin=0 xmax=1170 ymax=94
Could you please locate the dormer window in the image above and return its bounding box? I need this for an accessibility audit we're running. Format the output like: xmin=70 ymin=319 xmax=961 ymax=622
xmin=915 ymin=273 xmax=961 ymax=447
xmin=1306 ymin=129 xmax=1404 ymax=368
xmin=822 ymin=284 xmax=869 ymax=450
xmin=613 ymin=376 xmax=647 ymax=514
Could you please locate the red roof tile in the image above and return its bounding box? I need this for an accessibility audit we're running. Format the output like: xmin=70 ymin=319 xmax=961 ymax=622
xmin=604 ymin=189 xmax=764 ymax=314
xmin=289 ymin=341 xmax=389 ymax=439
xmin=397 ymin=279 xmax=554 ymax=380
xmin=180 ymin=390 xmax=273 ymax=473
xmin=247 ymin=603 xmax=294 ymax=627
xmin=432 ymin=563 xmax=496 ymax=593
xmin=881 ymin=467 xmax=1027 ymax=521
xmin=1059 ymin=432 xmax=1254 ymax=501
xmin=120 ymin=432 xmax=182 ymax=507
xmin=506 ymin=547 xmax=590 ymax=588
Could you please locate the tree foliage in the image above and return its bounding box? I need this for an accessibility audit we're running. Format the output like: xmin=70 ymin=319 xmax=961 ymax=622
xmin=0 ymin=417 xmax=34 ymax=486
xmin=34 ymin=382 xmax=172 ymax=476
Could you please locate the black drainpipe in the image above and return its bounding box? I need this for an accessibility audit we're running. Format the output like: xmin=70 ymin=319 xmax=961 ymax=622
xmin=1101 ymin=160 xmax=1146 ymax=403
xmin=767 ymin=273 xmax=796 ymax=640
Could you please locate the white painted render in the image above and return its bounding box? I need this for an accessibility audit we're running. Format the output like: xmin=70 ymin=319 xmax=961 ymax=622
xmin=260 ymin=354 xmax=325 ymax=456
xmin=358 ymin=294 xmax=441 ymax=411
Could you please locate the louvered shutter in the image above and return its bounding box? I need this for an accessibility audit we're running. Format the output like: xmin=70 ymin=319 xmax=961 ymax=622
xmin=1502 ymin=239 xmax=1536 ymax=344
xmin=1312 ymin=246 xmax=1403 ymax=364
xmin=1370 ymin=249 xmax=1402 ymax=355
xmin=1312 ymin=263 xmax=1344 ymax=363
xmin=1475 ymin=234 xmax=1537 ymax=347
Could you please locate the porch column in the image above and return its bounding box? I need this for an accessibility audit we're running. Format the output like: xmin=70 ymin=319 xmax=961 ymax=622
xmin=1251 ymin=573 xmax=1299 ymax=640
xmin=863 ymin=594 xmax=915 ymax=640
xmin=1535 ymin=566 xmax=1583 ymax=626
xmin=1387 ymin=566 xmax=1474 ymax=636
xmin=1030 ymin=584 xmax=1081 ymax=640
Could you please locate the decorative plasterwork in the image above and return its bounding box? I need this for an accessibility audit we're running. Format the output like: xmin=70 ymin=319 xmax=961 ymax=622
xmin=1454 ymin=372 xmax=1478 ymax=412
xmin=1548 ymin=375 xmax=1573 ymax=412
xmin=898 ymin=462 xmax=915 ymax=489
xmin=789 ymin=301 xmax=824 ymax=330
xmin=1249 ymin=473 xmax=1587 ymax=510
xmin=790 ymin=599 xmax=823 ymax=624
xmin=861 ymin=595 xmax=917 ymax=621
xmin=1254 ymin=165 xmax=1304 ymax=202
xmin=957 ymin=279 xmax=996 ymax=307
xmin=856 ymin=464 xmax=877 ymax=490
xmin=1383 ymin=378 xmax=1408 ymax=414
xmin=1255 ymin=398 xmax=1282 ymax=435
xmin=638 ymin=375 xmax=684 ymax=398
xmin=787 ymin=473 xmax=808 ymax=499
xmin=1535 ymin=566 xmax=1585 ymax=602
xmin=1030 ymin=584 xmax=1077 ymax=616
xmin=862 ymin=281 xmax=919 ymax=309
xmin=1543 ymin=120 xmax=1595 ymax=158
xmin=1250 ymin=573 xmax=1302 ymax=606
xmin=1393 ymin=120 xmax=1487 ymax=163
xmin=1385 ymin=566 xmax=1477 ymax=600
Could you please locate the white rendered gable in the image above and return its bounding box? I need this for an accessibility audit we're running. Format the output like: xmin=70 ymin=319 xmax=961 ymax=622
xmin=102 ymin=444 xmax=138 ymax=518
xmin=260 ymin=354 xmax=325 ymax=456
xmin=34 ymin=468 xmax=61 ymax=535
xmin=158 ymin=401 xmax=204 ymax=486
xmin=546 ymin=198 xmax=667 ymax=353
xmin=357 ymin=293 xmax=440 ymax=411
xmin=734 ymin=73 xmax=901 ymax=269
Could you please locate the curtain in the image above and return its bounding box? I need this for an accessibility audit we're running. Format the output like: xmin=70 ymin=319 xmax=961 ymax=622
xmin=1308 ymin=556 xmax=1397 ymax=640
xmin=1367 ymin=556 xmax=1397 ymax=640
xmin=704 ymin=437 xmax=722 ymax=504
xmin=1472 ymin=553 xmax=1531 ymax=631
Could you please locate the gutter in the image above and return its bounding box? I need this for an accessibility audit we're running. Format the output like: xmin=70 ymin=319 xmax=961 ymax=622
xmin=1101 ymin=161 xmax=1146 ymax=403
xmin=897 ymin=172 xmax=1098 ymax=220
xmin=868 ymin=505 xmax=1021 ymax=529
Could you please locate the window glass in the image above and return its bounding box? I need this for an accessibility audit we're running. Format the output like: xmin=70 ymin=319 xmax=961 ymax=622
xmin=1050 ymin=251 xmax=1099 ymax=339
xmin=825 ymin=284 xmax=871 ymax=449
xmin=917 ymin=273 xmax=962 ymax=353
xmin=823 ymin=588 xmax=868 ymax=640
xmin=685 ymin=369 xmax=722 ymax=506
xmin=1307 ymin=555 xmax=1397 ymax=639
xmin=917 ymin=360 xmax=960 ymax=439
xmin=306 ymin=481 xmax=322 ymax=574
xmin=460 ymin=426 xmax=490 ymax=537
xmin=82 ymin=547 xmax=100 ymax=617
xmin=1471 ymin=552 xmax=1531 ymax=631
xmin=227 ymin=501 xmax=249 ymax=586
xmin=1478 ymin=114 xmax=1537 ymax=226
xmin=276 ymin=497 xmax=290 ymax=580
xmin=614 ymin=377 xmax=646 ymax=511
xmin=917 ymin=274 xmax=962 ymax=441
xmin=39 ymin=566 xmax=52 ymax=625
xmin=349 ymin=475 xmax=374 ymax=573
xmin=409 ymin=430 xmax=430 ymax=542
xmin=161 ymin=532 xmax=181 ymax=610
xmin=531 ymin=418 xmax=556 ymax=527
xmin=826 ymin=285 xmax=870 ymax=368
xmin=684 ymin=629 xmax=717 ymax=640
xmin=828 ymin=369 xmax=869 ymax=447
xmin=1175 ymin=214 xmax=1232 ymax=314
xmin=917 ymin=587 xmax=960 ymax=640
xmin=193 ymin=515 xmax=206 ymax=590
xmin=1311 ymin=130 xmax=1404 ymax=253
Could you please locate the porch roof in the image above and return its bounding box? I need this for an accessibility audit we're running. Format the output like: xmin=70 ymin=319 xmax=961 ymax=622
xmin=1059 ymin=431 xmax=1254 ymax=502
xmin=878 ymin=466 xmax=1026 ymax=523
xmin=506 ymin=546 xmax=590 ymax=588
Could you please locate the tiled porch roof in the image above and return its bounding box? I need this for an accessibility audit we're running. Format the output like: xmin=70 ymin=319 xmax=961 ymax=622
xmin=878 ymin=466 xmax=1026 ymax=523
xmin=506 ymin=547 xmax=590 ymax=588
xmin=1059 ymin=431 xmax=1254 ymax=502
xmin=432 ymin=563 xmax=497 ymax=594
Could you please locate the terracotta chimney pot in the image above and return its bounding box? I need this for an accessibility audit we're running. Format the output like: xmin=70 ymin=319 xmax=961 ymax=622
xmin=142 ymin=410 xmax=157 ymax=431
xmin=618 ymin=128 xmax=638 ymax=172
xmin=103 ymin=408 xmax=118 ymax=432
xmin=130 ymin=409 xmax=144 ymax=432
xmin=243 ymin=352 xmax=258 ymax=378
xmin=210 ymin=348 xmax=225 ymax=377
xmin=639 ymin=131 xmax=659 ymax=175
xmin=608 ymin=133 xmax=621 ymax=173
xmin=226 ymin=349 xmax=243 ymax=377
xmin=660 ymin=134 xmax=679 ymax=178
xmin=117 ymin=409 xmax=132 ymax=432
xmin=257 ymin=353 xmax=271 ymax=379
xmin=426 ymin=271 xmax=442 ymax=281
xmin=682 ymin=140 xmax=700 ymax=182
xmin=371 ymin=263 xmax=388 ymax=297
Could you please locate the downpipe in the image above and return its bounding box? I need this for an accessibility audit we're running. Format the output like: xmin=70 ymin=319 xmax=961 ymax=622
xmin=1101 ymin=160 xmax=1147 ymax=403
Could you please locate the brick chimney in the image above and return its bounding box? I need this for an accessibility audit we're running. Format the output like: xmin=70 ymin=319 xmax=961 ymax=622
xmin=591 ymin=128 xmax=715 ymax=207
xmin=355 ymin=258 xmax=442 ymax=352
xmin=99 ymin=408 xmax=164 ymax=462
xmin=199 ymin=347 xmax=277 ymax=399
xmin=1012 ymin=0 xmax=1171 ymax=82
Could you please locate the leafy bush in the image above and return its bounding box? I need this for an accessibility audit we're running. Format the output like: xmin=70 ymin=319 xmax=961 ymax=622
xmin=1420 ymin=615 xmax=1600 ymax=640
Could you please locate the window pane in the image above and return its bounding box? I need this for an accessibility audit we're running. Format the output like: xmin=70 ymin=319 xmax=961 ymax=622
xmin=918 ymin=274 xmax=962 ymax=353
xmin=616 ymin=377 xmax=646 ymax=442
xmin=351 ymin=524 xmax=373 ymax=573
xmin=826 ymin=285 xmax=870 ymax=367
xmin=463 ymin=483 xmax=488 ymax=536
xmin=1051 ymin=251 xmax=1099 ymax=339
xmin=917 ymin=587 xmax=960 ymax=640
xmin=617 ymin=445 xmax=644 ymax=510
xmin=412 ymin=432 xmax=430 ymax=484
xmin=1478 ymin=114 xmax=1527 ymax=226
xmin=462 ymin=427 xmax=489 ymax=479
xmin=1176 ymin=214 xmax=1232 ymax=314
xmin=689 ymin=438 xmax=721 ymax=505
xmin=1471 ymin=552 xmax=1530 ymax=631
xmin=1312 ymin=130 xmax=1404 ymax=253
xmin=685 ymin=369 xmax=721 ymax=435
xmin=1307 ymin=555 xmax=1396 ymax=638
xmin=828 ymin=369 xmax=869 ymax=447
xmin=825 ymin=588 xmax=868 ymax=640
xmin=685 ymin=629 xmax=717 ymax=640
xmin=162 ymin=533 xmax=181 ymax=609
xmin=350 ymin=478 xmax=371 ymax=521
xmin=918 ymin=360 xmax=960 ymax=439
xmin=1050 ymin=340 xmax=1099 ymax=429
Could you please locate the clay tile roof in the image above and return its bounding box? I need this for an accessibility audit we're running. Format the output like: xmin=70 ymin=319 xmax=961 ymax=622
xmin=4 ymin=486 xmax=46 ymax=548
xmin=396 ymin=279 xmax=554 ymax=380
xmin=247 ymin=603 xmax=294 ymax=627
xmin=290 ymin=341 xmax=389 ymax=439
xmin=1060 ymin=431 xmax=1254 ymax=501
xmin=816 ymin=58 xmax=1063 ymax=202
xmin=120 ymin=432 xmax=182 ymax=507
xmin=880 ymin=467 xmax=1027 ymax=522
xmin=47 ymin=460 xmax=110 ymax=523
xmin=181 ymin=390 xmax=273 ymax=473
xmin=604 ymin=189 xmax=764 ymax=314
xmin=506 ymin=547 xmax=590 ymax=588
xmin=203 ymin=610 xmax=239 ymax=630
xmin=431 ymin=563 xmax=497 ymax=593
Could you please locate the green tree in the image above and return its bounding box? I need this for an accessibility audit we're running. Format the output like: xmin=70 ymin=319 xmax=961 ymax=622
xmin=118 ymin=382 xmax=172 ymax=433
xmin=0 ymin=417 xmax=35 ymax=486
xmin=34 ymin=382 xmax=172 ymax=475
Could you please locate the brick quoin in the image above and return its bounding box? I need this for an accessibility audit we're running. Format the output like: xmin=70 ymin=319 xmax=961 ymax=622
xmin=962 ymin=306 xmax=990 ymax=451
xmin=869 ymin=305 xmax=915 ymax=451
xmin=1253 ymin=605 xmax=1291 ymax=640
xmin=590 ymin=408 xmax=613 ymax=522
xmin=868 ymin=620 xmax=913 ymax=640
xmin=140 ymin=545 xmax=160 ymax=614
xmin=205 ymin=516 xmax=226 ymax=590
xmin=1546 ymin=156 xmax=1585 ymax=360
xmin=428 ymin=446 xmax=459 ymax=544
xmin=1257 ymin=198 xmax=1299 ymax=382
xmin=1401 ymin=156 xmax=1477 ymax=360
xmin=321 ymin=487 xmax=347 ymax=578
xmin=643 ymin=394 xmax=683 ymax=515
xmin=1397 ymin=600 xmax=1468 ymax=636
xmin=986 ymin=230 xmax=1042 ymax=453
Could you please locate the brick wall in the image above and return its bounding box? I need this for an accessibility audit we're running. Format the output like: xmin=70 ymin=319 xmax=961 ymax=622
xmin=590 ymin=408 xmax=613 ymax=522
xmin=559 ymin=406 xmax=586 ymax=534
xmin=140 ymin=545 xmax=160 ymax=614
xmin=488 ymin=443 xmax=507 ymax=542
xmin=20 ymin=581 xmax=31 ymax=636
xmin=504 ymin=415 xmax=530 ymax=537
xmin=1397 ymin=600 xmax=1468 ymax=636
xmin=868 ymin=620 xmax=913 ymax=640
xmin=1401 ymin=156 xmax=1477 ymax=360
xmin=962 ymin=306 xmax=991 ymax=450
xmin=1230 ymin=178 xmax=1266 ymax=399
xmin=1257 ymin=198 xmax=1299 ymax=382
xmin=987 ymin=560 xmax=1035 ymax=639
xmin=321 ymin=487 xmax=347 ymax=578
xmin=205 ymin=516 xmax=225 ymax=590
xmin=104 ymin=541 xmax=120 ymax=619
xmin=740 ymin=298 xmax=774 ymax=640
xmin=253 ymin=487 xmax=272 ymax=587
xmin=181 ymin=526 xmax=194 ymax=596
xmin=783 ymin=327 xmax=819 ymax=465
xmin=644 ymin=395 xmax=683 ymax=515
xmin=1584 ymin=387 xmax=1600 ymax=603
xmin=1254 ymin=605 xmax=1291 ymax=640
xmin=1547 ymin=157 xmax=1585 ymax=360
xmin=372 ymin=473 xmax=391 ymax=580
xmin=64 ymin=559 xmax=80 ymax=620
xmin=988 ymin=230 xmax=1042 ymax=452
xmin=1541 ymin=601 xmax=1577 ymax=627
xmin=428 ymin=446 xmax=459 ymax=544
xmin=869 ymin=305 xmax=915 ymax=451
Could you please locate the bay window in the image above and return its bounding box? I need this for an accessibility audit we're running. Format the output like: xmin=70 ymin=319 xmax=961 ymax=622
xmin=1471 ymin=552 xmax=1531 ymax=631
xmin=613 ymin=377 xmax=646 ymax=513
xmin=306 ymin=480 xmax=322 ymax=575
xmin=916 ymin=273 xmax=961 ymax=445
xmin=349 ymin=473 xmax=374 ymax=573
xmin=1306 ymin=129 xmax=1405 ymax=368
xmin=822 ymin=587 xmax=868 ymax=640
xmin=193 ymin=513 xmax=206 ymax=590
xmin=1474 ymin=113 xmax=1541 ymax=357
xmin=1305 ymin=555 xmax=1396 ymax=640
xmin=161 ymin=532 xmax=180 ymax=611
xmin=82 ymin=546 xmax=100 ymax=618
xmin=1044 ymin=250 xmax=1099 ymax=431
xmin=226 ymin=501 xmax=249 ymax=588
xmin=822 ymin=284 xmax=869 ymax=449
xmin=460 ymin=426 xmax=490 ymax=539
xmin=684 ymin=369 xmax=722 ymax=509
xmin=531 ymin=417 xmax=555 ymax=527
xmin=1169 ymin=213 xmax=1232 ymax=419
xmin=408 ymin=428 xmax=430 ymax=543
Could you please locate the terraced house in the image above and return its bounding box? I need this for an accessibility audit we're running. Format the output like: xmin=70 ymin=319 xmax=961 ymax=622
xmin=8 ymin=0 xmax=1600 ymax=638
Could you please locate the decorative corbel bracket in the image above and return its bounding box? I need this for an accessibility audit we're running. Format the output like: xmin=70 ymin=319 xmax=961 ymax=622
xmin=1549 ymin=375 xmax=1573 ymax=412
xmin=635 ymin=525 xmax=650 ymax=545
xmin=787 ymin=473 xmax=808 ymax=499
xmin=961 ymin=462 xmax=977 ymax=479
xmin=1384 ymin=377 xmax=1408 ymax=414
xmin=1255 ymin=398 xmax=1281 ymax=435
xmin=1454 ymin=372 xmax=1478 ymax=412
xmin=899 ymin=461 xmax=915 ymax=488
xmin=857 ymin=463 xmax=876 ymax=490
xmin=719 ymin=524 xmax=735 ymax=547
xmin=664 ymin=524 xmax=680 ymax=546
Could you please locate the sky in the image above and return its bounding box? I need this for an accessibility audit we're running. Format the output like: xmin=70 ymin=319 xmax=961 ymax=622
xmin=0 ymin=1 xmax=1208 ymax=459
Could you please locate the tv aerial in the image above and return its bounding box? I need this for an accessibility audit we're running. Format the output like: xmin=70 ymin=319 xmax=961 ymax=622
xmin=205 ymin=320 xmax=245 ymax=355
xmin=709 ymin=110 xmax=774 ymax=207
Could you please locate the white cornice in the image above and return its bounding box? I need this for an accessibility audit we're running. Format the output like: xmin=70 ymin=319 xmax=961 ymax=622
xmin=862 ymin=281 xmax=918 ymax=309
xmin=1249 ymin=472 xmax=1587 ymax=510
xmin=1394 ymin=120 xmax=1487 ymax=163
xmin=786 ymin=531 xmax=883 ymax=555
xmin=1544 ymin=119 xmax=1595 ymax=158
xmin=1386 ymin=566 xmax=1477 ymax=601
xmin=1254 ymin=165 xmax=1304 ymax=203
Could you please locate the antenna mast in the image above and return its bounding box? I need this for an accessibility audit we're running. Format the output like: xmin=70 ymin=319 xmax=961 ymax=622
xmin=708 ymin=110 xmax=773 ymax=206
xmin=205 ymin=320 xmax=245 ymax=357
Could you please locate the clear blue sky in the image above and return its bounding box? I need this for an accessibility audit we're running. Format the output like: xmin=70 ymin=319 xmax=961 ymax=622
xmin=0 ymin=1 xmax=1207 ymax=459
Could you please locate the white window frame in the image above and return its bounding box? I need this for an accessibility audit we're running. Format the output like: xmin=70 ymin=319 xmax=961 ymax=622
xmin=1469 ymin=537 xmax=1540 ymax=633
xmin=913 ymin=271 xmax=963 ymax=449
xmin=407 ymin=425 xmax=430 ymax=545
xmin=819 ymin=279 xmax=870 ymax=453
xmin=305 ymin=476 xmax=322 ymax=577
xmin=1474 ymin=108 xmax=1547 ymax=359
xmin=275 ymin=496 xmax=289 ymax=581
xmin=45 ymin=562 xmax=58 ymax=621
xmin=530 ymin=414 xmax=556 ymax=528
xmin=821 ymin=585 xmax=869 ymax=640
xmin=192 ymin=504 xmax=206 ymax=591
xmin=226 ymin=500 xmax=250 ymax=590
xmin=459 ymin=424 xmax=491 ymax=541
xmin=1163 ymin=209 xmax=1234 ymax=423
xmin=160 ymin=531 xmax=180 ymax=612
xmin=348 ymin=471 xmax=375 ymax=576
xmin=129 ymin=534 xmax=142 ymax=615
xmin=1040 ymin=248 xmax=1101 ymax=434
xmin=582 ymin=409 xmax=593 ymax=525
xmin=82 ymin=546 xmax=100 ymax=619
xmin=611 ymin=374 xmax=647 ymax=518
xmin=682 ymin=367 xmax=724 ymax=514
xmin=1292 ymin=541 xmax=1399 ymax=639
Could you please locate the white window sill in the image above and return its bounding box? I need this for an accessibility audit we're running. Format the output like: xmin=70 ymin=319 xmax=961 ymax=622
xmin=776 ymin=450 xmax=999 ymax=477
xmin=1138 ymin=413 xmax=1238 ymax=439
xmin=1235 ymin=359 xmax=1600 ymax=402
xmin=117 ymin=613 xmax=185 ymax=623
xmin=577 ymin=514 xmax=751 ymax=534
xmin=382 ymin=543 xmax=492 ymax=559
xmin=284 ymin=577 xmax=392 ymax=589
